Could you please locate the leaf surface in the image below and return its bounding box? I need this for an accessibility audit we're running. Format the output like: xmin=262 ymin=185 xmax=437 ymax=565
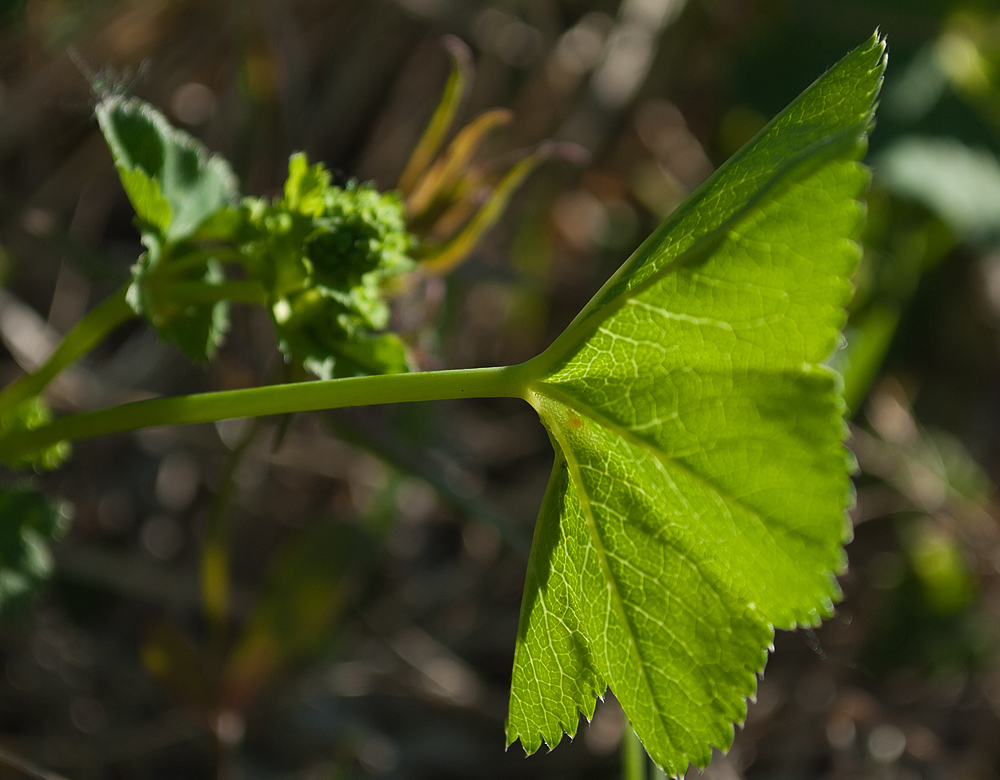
xmin=96 ymin=95 xmax=238 ymax=243
xmin=126 ymin=237 xmax=230 ymax=362
xmin=96 ymin=96 xmax=238 ymax=360
xmin=250 ymin=154 xmax=415 ymax=378
xmin=507 ymin=34 xmax=886 ymax=775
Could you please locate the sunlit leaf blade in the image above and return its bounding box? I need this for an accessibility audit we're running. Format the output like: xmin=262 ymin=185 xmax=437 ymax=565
xmin=507 ymin=454 xmax=603 ymax=750
xmin=507 ymin=33 xmax=886 ymax=775
xmin=283 ymin=151 xmax=331 ymax=217
xmin=96 ymin=95 xmax=238 ymax=243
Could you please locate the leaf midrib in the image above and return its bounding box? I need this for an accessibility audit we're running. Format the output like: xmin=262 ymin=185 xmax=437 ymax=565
xmin=546 ymin=417 xmax=699 ymax=767
xmin=547 ymin=399 xmax=772 ymax=766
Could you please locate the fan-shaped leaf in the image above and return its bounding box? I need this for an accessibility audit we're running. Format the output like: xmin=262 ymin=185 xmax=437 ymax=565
xmin=506 ymin=33 xmax=886 ymax=775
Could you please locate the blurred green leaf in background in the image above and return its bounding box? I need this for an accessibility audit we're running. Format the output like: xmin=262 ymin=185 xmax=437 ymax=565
xmin=0 ymin=485 xmax=70 ymax=611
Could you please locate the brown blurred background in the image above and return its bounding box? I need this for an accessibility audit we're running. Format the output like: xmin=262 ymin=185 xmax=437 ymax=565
xmin=3 ymin=0 xmax=1000 ymax=778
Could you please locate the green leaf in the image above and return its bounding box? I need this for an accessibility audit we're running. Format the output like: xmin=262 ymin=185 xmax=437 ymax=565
xmin=127 ymin=236 xmax=230 ymax=362
xmin=0 ymin=485 xmax=71 ymax=612
xmin=251 ymin=155 xmax=415 ymax=378
xmin=96 ymin=95 xmax=238 ymax=243
xmin=300 ymin=331 xmax=411 ymax=380
xmin=96 ymin=96 xmax=238 ymax=360
xmin=506 ymin=33 xmax=886 ymax=774
xmin=283 ymin=152 xmax=331 ymax=217
xmin=273 ymin=289 xmax=411 ymax=379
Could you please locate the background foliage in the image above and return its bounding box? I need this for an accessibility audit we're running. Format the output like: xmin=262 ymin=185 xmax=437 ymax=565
xmin=1 ymin=1 xmax=1000 ymax=779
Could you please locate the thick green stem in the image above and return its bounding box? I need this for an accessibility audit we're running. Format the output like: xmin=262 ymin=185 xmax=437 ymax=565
xmin=622 ymin=724 xmax=647 ymax=780
xmin=0 ymin=284 xmax=135 ymax=415
xmin=0 ymin=364 xmax=531 ymax=461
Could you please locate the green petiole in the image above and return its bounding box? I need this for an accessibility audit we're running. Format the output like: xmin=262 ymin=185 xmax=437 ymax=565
xmin=622 ymin=725 xmax=647 ymax=780
xmin=0 ymin=284 xmax=135 ymax=416
xmin=0 ymin=362 xmax=533 ymax=462
xmin=0 ymin=278 xmax=271 ymax=423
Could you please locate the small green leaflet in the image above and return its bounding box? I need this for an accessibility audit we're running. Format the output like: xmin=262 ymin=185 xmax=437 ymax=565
xmin=97 ymin=95 xmax=239 ymax=361
xmin=96 ymin=96 xmax=238 ymax=243
xmin=506 ymin=34 xmax=886 ymax=775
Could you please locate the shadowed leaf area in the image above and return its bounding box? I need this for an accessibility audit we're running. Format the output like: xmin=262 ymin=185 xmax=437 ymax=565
xmin=96 ymin=96 xmax=238 ymax=243
xmin=97 ymin=95 xmax=239 ymax=361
